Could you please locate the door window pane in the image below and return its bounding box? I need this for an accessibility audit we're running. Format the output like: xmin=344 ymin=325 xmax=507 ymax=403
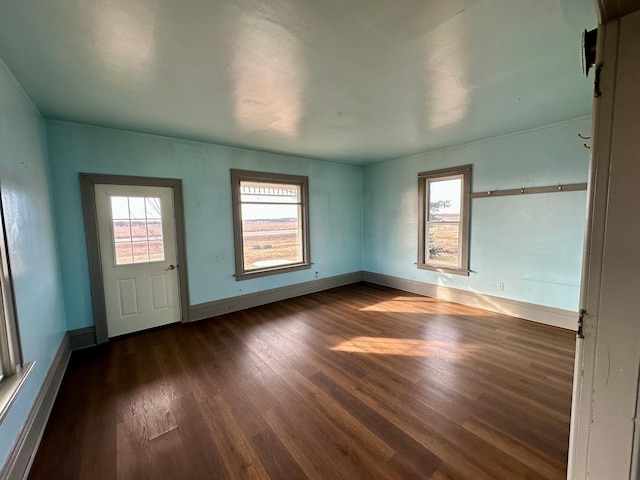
xmin=110 ymin=196 xmax=165 ymax=265
xmin=114 ymin=242 xmax=134 ymax=264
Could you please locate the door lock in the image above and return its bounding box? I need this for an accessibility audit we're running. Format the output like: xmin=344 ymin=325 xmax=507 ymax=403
xmin=166 ymin=264 xmax=176 ymax=271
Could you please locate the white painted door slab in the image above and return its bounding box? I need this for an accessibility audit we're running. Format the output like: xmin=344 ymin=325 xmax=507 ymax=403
xmin=95 ymin=184 xmax=180 ymax=337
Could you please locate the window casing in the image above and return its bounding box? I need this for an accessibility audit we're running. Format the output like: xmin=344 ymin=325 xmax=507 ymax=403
xmin=231 ymin=169 xmax=311 ymax=280
xmin=417 ymin=165 xmax=471 ymax=275
xmin=0 ymin=195 xmax=33 ymax=423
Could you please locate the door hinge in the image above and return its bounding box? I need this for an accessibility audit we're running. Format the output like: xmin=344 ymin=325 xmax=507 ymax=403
xmin=577 ymin=309 xmax=586 ymax=338
xmin=594 ymin=64 xmax=602 ymax=97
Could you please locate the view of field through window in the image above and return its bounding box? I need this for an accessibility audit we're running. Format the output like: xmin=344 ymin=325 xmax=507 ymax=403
xmin=240 ymin=181 xmax=302 ymax=270
xmin=427 ymin=177 xmax=462 ymax=266
xmin=110 ymin=196 xmax=165 ymax=265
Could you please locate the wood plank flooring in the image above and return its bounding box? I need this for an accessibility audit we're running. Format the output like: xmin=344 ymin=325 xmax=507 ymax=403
xmin=29 ymin=282 xmax=576 ymax=479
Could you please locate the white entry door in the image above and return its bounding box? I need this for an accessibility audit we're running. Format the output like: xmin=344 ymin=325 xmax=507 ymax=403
xmin=95 ymin=184 xmax=181 ymax=337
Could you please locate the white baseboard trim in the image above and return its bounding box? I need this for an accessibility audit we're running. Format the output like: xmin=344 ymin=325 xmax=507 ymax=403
xmin=190 ymin=271 xmax=364 ymax=321
xmin=362 ymin=271 xmax=578 ymax=331
xmin=0 ymin=333 xmax=71 ymax=480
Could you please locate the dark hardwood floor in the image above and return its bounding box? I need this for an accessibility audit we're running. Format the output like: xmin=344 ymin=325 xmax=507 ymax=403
xmin=29 ymin=282 xmax=576 ymax=479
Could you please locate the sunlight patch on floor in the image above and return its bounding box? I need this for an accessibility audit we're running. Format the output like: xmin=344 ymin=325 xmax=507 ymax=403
xmin=360 ymin=298 xmax=437 ymax=313
xmin=330 ymin=336 xmax=479 ymax=358
xmin=359 ymin=296 xmax=494 ymax=316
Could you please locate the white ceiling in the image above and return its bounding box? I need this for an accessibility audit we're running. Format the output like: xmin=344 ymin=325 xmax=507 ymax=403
xmin=0 ymin=0 xmax=596 ymax=165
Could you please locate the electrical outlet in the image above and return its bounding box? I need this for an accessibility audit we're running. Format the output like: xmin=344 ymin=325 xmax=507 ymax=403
xmin=497 ymin=282 xmax=504 ymax=291
xmin=315 ymin=271 xmax=319 ymax=279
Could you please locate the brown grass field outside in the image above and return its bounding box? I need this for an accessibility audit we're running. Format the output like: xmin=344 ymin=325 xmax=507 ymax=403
xmin=113 ymin=220 xmax=164 ymax=264
xmin=428 ymin=214 xmax=460 ymax=266
xmin=111 ymin=219 xmax=301 ymax=267
xmin=109 ymin=216 xmax=457 ymax=268
xmin=242 ymin=220 xmax=301 ymax=269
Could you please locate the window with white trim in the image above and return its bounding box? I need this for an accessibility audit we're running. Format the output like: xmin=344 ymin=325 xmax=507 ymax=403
xmin=418 ymin=165 xmax=471 ymax=275
xmin=231 ymin=169 xmax=311 ymax=280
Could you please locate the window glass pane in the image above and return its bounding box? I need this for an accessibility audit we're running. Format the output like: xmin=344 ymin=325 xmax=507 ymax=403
xmin=110 ymin=196 xmax=130 ymax=220
xmin=131 ymin=219 xmax=148 ymax=242
xmin=113 ymin=219 xmax=132 ymax=242
xmin=147 ymin=219 xmax=163 ymax=241
xmin=110 ymin=196 xmax=165 ymax=265
xmin=240 ymin=181 xmax=300 ymax=204
xmin=428 ymin=223 xmax=460 ymax=266
xmin=132 ymin=241 xmax=150 ymax=263
xmin=128 ymin=197 xmax=146 ymax=219
xmin=145 ymin=197 xmax=162 ymax=219
xmin=148 ymin=240 xmax=165 ymax=262
xmin=241 ymin=204 xmax=301 ymax=270
xmin=428 ymin=178 xmax=461 ymax=221
xmin=114 ymin=243 xmax=134 ymax=264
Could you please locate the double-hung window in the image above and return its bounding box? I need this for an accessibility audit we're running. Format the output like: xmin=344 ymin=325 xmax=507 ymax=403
xmin=0 ymin=196 xmax=33 ymax=423
xmin=231 ymin=170 xmax=311 ymax=280
xmin=417 ymin=165 xmax=471 ymax=275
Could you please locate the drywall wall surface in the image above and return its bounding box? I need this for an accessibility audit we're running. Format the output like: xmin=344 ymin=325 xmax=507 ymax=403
xmin=363 ymin=117 xmax=591 ymax=311
xmin=0 ymin=59 xmax=66 ymax=465
xmin=45 ymin=120 xmax=363 ymax=331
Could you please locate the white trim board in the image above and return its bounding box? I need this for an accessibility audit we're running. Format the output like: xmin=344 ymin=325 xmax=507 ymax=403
xmin=362 ymin=271 xmax=578 ymax=331
xmin=190 ymin=272 xmax=364 ymax=321
xmin=0 ymin=334 xmax=71 ymax=480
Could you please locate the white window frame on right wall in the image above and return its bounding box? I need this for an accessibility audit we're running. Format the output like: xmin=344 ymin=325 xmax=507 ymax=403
xmin=417 ymin=164 xmax=472 ymax=276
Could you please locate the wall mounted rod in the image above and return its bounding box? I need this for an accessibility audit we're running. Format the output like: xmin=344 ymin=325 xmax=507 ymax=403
xmin=470 ymin=182 xmax=587 ymax=199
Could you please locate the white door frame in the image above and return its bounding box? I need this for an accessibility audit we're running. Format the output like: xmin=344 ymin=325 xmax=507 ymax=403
xmin=568 ymin=3 xmax=640 ymax=478
xmin=567 ymin=15 xmax=616 ymax=477
xmin=80 ymin=173 xmax=191 ymax=344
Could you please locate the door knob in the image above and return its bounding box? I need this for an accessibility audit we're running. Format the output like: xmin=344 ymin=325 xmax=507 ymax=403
xmin=166 ymin=264 xmax=176 ymax=271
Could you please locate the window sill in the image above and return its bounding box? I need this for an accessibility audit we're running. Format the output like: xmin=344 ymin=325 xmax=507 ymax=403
xmin=235 ymin=262 xmax=311 ymax=281
xmin=417 ymin=264 xmax=470 ymax=276
xmin=0 ymin=361 xmax=35 ymax=424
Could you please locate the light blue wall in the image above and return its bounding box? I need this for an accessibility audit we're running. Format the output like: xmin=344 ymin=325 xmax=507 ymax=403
xmin=363 ymin=117 xmax=591 ymax=311
xmin=45 ymin=121 xmax=363 ymax=331
xmin=47 ymin=116 xmax=589 ymax=332
xmin=0 ymin=61 xmax=66 ymax=464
